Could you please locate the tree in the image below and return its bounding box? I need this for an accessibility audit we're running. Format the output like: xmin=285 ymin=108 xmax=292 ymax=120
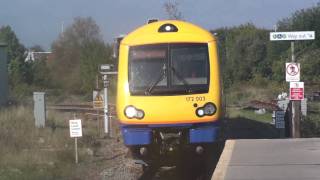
xmin=50 ymin=17 xmax=112 ymax=94
xmin=212 ymin=24 xmax=271 ymax=88
xmin=277 ymin=3 xmax=320 ymax=50
xmin=0 ymin=26 xmax=25 ymax=64
xmin=163 ymin=0 xmax=183 ymax=20
xmin=26 ymin=45 xmax=52 ymax=89
xmin=300 ymin=49 xmax=320 ymax=82
xmin=272 ymin=3 xmax=320 ymax=83
xmin=0 ymin=26 xmax=32 ymax=97
xmin=80 ymin=41 xmax=112 ymax=92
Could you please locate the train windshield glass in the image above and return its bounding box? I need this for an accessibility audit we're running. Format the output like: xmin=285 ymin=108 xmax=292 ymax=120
xmin=129 ymin=43 xmax=209 ymax=95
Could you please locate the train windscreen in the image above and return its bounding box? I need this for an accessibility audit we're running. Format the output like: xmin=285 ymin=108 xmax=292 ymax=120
xmin=129 ymin=43 xmax=209 ymax=95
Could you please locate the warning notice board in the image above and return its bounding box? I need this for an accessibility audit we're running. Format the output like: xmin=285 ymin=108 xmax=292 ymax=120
xmin=93 ymin=90 xmax=104 ymax=108
xmin=69 ymin=119 xmax=82 ymax=137
xmin=286 ymin=63 xmax=300 ymax=82
xmin=290 ymin=82 xmax=304 ymax=100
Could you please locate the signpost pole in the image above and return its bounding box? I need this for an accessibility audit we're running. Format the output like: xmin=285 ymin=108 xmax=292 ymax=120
xmin=291 ymin=42 xmax=301 ymax=138
xmin=99 ymin=64 xmax=117 ymax=138
xmin=75 ymin=137 xmax=78 ymax=164
xmin=103 ymin=74 xmax=109 ymax=135
xmin=70 ymin=114 xmax=81 ymax=164
xmin=73 ymin=113 xmax=78 ymax=164
xmin=96 ymin=76 xmax=101 ymax=137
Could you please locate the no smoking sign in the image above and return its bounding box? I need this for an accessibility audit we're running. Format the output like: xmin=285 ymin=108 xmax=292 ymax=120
xmin=286 ymin=63 xmax=300 ymax=82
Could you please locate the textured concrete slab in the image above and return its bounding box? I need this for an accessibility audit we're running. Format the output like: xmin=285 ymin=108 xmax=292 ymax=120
xmin=213 ymin=138 xmax=320 ymax=180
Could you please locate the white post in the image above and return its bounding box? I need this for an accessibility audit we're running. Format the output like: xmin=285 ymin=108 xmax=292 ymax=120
xmin=72 ymin=113 xmax=79 ymax=164
xmin=103 ymin=74 xmax=109 ymax=134
xmin=75 ymin=137 xmax=78 ymax=164
xmin=99 ymin=64 xmax=117 ymax=136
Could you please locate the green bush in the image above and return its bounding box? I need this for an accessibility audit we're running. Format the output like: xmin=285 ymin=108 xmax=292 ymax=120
xmin=301 ymin=115 xmax=320 ymax=137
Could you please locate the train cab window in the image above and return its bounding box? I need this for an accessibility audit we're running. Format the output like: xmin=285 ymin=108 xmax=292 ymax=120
xmin=171 ymin=44 xmax=209 ymax=86
xmin=129 ymin=45 xmax=168 ymax=93
xmin=128 ymin=43 xmax=209 ymax=95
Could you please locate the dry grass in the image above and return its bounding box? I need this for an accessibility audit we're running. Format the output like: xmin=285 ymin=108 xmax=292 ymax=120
xmin=0 ymin=104 xmax=139 ymax=180
xmin=0 ymin=105 xmax=76 ymax=179
xmin=0 ymin=106 xmax=34 ymax=150
xmin=225 ymin=82 xmax=284 ymax=106
xmin=227 ymin=107 xmax=273 ymax=124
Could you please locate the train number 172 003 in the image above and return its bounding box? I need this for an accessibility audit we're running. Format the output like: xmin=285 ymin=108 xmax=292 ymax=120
xmin=186 ymin=96 xmax=205 ymax=102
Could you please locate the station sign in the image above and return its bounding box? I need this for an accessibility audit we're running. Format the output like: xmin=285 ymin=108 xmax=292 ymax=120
xmin=286 ymin=63 xmax=300 ymax=82
xmin=270 ymin=31 xmax=315 ymax=41
xmin=69 ymin=119 xmax=82 ymax=137
xmin=100 ymin=64 xmax=117 ymax=75
xmin=290 ymin=82 xmax=304 ymax=101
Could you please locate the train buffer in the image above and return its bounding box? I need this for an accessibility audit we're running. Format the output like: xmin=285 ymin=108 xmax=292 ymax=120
xmin=213 ymin=138 xmax=320 ymax=180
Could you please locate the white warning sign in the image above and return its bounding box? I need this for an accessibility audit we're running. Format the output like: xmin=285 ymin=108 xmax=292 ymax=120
xmin=93 ymin=90 xmax=104 ymax=108
xmin=286 ymin=63 xmax=300 ymax=82
xmin=69 ymin=119 xmax=82 ymax=138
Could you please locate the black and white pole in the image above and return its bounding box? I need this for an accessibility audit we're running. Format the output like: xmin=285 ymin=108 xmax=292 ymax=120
xmin=103 ymin=74 xmax=109 ymax=134
xmin=100 ymin=64 xmax=117 ymax=137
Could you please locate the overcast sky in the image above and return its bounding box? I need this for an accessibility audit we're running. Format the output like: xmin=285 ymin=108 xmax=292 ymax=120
xmin=0 ymin=0 xmax=319 ymax=50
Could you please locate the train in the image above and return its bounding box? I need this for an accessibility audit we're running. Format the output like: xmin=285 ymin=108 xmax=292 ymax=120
xmin=115 ymin=20 xmax=223 ymax=167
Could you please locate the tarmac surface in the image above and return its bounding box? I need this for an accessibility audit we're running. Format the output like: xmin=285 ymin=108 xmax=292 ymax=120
xmin=213 ymin=138 xmax=320 ymax=180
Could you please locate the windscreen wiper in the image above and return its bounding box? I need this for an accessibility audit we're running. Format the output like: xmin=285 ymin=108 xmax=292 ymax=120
xmin=144 ymin=64 xmax=166 ymax=95
xmin=170 ymin=67 xmax=192 ymax=93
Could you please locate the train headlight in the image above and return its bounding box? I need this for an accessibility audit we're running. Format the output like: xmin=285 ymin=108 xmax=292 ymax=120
xmin=136 ymin=110 xmax=145 ymax=119
xmin=125 ymin=106 xmax=137 ymax=118
xmin=124 ymin=106 xmax=145 ymax=119
xmin=196 ymin=108 xmax=205 ymax=117
xmin=158 ymin=23 xmax=178 ymax=32
xmin=165 ymin=25 xmax=172 ymax=31
xmin=196 ymin=103 xmax=217 ymax=117
xmin=204 ymin=103 xmax=216 ymax=115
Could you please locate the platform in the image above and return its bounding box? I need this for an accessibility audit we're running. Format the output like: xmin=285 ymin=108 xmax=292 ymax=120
xmin=213 ymin=138 xmax=320 ymax=180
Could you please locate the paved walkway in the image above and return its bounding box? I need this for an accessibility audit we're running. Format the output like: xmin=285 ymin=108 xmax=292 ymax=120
xmin=212 ymin=138 xmax=320 ymax=180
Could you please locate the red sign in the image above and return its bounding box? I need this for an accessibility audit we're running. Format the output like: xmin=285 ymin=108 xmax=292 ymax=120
xmin=290 ymin=82 xmax=304 ymax=100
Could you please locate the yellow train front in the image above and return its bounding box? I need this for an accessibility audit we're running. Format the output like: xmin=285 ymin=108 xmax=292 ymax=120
xmin=116 ymin=20 xmax=222 ymax=166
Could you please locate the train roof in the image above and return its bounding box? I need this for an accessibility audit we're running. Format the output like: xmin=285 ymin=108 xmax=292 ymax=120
xmin=121 ymin=20 xmax=216 ymax=46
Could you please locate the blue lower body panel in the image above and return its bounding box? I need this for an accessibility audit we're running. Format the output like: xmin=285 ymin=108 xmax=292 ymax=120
xmin=189 ymin=126 xmax=219 ymax=143
xmin=121 ymin=128 xmax=152 ymax=145
xmin=121 ymin=122 xmax=220 ymax=146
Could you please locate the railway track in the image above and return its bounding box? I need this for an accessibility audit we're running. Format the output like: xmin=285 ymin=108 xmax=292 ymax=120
xmin=138 ymin=142 xmax=225 ymax=180
xmin=138 ymin=161 xmax=214 ymax=180
xmin=138 ymin=165 xmax=160 ymax=180
xmin=47 ymin=103 xmax=116 ymax=115
xmin=48 ymin=104 xmax=225 ymax=179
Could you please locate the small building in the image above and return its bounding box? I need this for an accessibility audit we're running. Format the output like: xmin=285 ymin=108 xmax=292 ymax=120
xmin=0 ymin=43 xmax=8 ymax=106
